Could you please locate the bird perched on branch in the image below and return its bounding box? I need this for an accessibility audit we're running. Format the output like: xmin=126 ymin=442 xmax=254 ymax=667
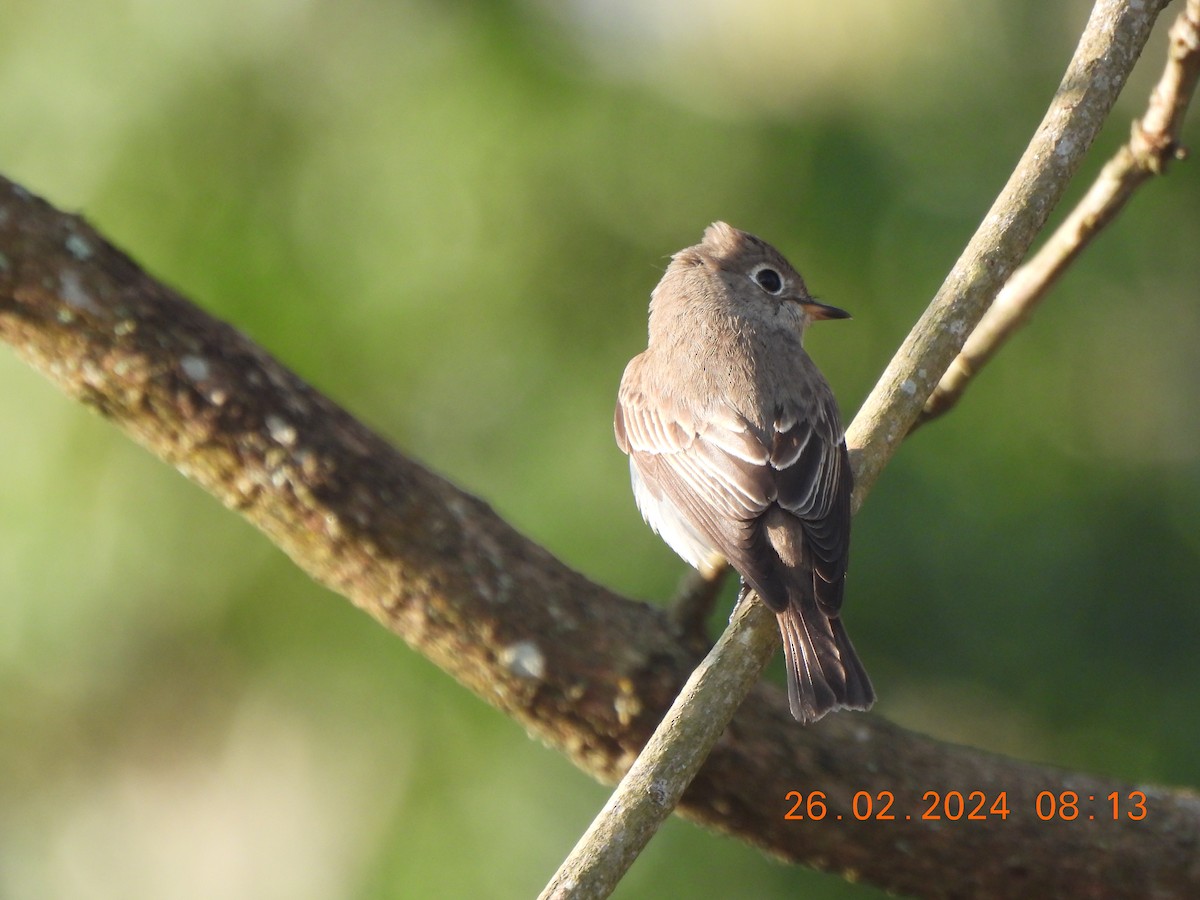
xmin=615 ymin=222 xmax=874 ymax=723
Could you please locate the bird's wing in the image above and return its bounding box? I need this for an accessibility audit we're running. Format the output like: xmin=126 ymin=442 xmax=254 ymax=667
xmin=770 ymin=395 xmax=852 ymax=616
xmin=616 ymin=368 xmax=791 ymax=602
xmin=615 ymin=361 xmax=851 ymax=616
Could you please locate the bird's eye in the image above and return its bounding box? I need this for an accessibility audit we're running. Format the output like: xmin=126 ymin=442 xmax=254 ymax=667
xmin=752 ymin=266 xmax=783 ymax=295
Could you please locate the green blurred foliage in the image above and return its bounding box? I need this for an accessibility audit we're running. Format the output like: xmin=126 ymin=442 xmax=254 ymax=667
xmin=1 ymin=0 xmax=1197 ymax=897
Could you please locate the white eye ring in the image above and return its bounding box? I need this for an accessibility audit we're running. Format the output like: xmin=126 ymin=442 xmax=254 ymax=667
xmin=749 ymin=264 xmax=784 ymax=295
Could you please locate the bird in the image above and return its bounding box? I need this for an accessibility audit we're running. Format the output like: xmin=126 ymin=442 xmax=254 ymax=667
xmin=614 ymin=221 xmax=874 ymax=723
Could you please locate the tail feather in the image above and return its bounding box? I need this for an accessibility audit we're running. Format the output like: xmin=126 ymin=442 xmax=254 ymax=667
xmin=778 ymin=595 xmax=874 ymax=723
xmin=830 ymin=616 xmax=874 ymax=709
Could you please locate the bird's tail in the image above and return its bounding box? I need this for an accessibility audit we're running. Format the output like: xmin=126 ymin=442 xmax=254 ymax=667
xmin=777 ymin=593 xmax=874 ymax=723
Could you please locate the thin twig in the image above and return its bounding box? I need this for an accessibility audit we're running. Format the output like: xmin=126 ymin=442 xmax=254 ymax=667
xmin=538 ymin=1 xmax=1170 ymax=897
xmin=539 ymin=598 xmax=778 ymax=900
xmin=920 ymin=0 xmax=1200 ymax=427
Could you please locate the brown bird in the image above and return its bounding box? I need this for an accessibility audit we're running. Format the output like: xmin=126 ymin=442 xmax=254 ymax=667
xmin=615 ymin=222 xmax=874 ymax=722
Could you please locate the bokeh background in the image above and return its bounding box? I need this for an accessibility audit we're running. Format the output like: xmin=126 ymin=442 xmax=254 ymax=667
xmin=1 ymin=1 xmax=1198 ymax=897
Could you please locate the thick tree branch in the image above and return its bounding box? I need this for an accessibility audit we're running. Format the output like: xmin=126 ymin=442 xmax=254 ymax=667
xmin=920 ymin=0 xmax=1200 ymax=426
xmin=0 ymin=6 xmax=1196 ymax=893
xmin=3 ymin=181 xmax=1198 ymax=899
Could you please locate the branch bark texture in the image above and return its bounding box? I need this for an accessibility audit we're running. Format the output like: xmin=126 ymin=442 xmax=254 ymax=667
xmin=3 ymin=178 xmax=1198 ymax=899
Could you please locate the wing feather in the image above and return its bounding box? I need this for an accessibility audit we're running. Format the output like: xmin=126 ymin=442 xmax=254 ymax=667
xmin=616 ymin=359 xmax=851 ymax=617
xmin=772 ymin=396 xmax=851 ymax=615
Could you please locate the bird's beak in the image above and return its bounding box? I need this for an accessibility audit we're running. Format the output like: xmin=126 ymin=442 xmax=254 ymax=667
xmin=799 ymin=299 xmax=851 ymax=320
